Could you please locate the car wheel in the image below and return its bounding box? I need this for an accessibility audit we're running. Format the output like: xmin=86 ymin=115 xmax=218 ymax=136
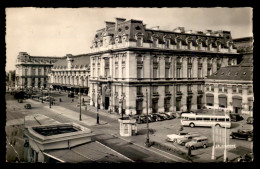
xmin=203 ymin=144 xmax=207 ymax=148
xmin=181 ymin=142 xmax=185 ymax=146
xmin=190 ymin=146 xmax=194 ymax=150
xmin=189 ymin=123 xmax=195 ymax=128
xmin=173 ymin=139 xmax=177 ymax=143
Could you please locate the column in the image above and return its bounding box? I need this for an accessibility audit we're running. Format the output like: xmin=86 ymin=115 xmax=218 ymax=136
xmin=192 ymin=57 xmax=198 ymax=78
xmin=181 ymin=85 xmax=187 ymax=111
xmin=202 ymin=57 xmax=208 ymax=78
xmin=242 ymin=85 xmax=248 ymax=113
xmin=227 ymin=84 xmax=233 ymax=111
xmin=212 ymin=58 xmax=217 ymax=74
xmin=213 ymin=84 xmax=219 ymax=109
xmin=28 ymin=78 xmax=32 ymax=88
xmin=159 ymin=55 xmax=165 ymax=78
xmin=158 ymin=86 xmax=165 ymax=112
xmin=182 ymin=56 xmax=187 ymax=78
xmin=191 ymin=85 xmax=197 ymax=110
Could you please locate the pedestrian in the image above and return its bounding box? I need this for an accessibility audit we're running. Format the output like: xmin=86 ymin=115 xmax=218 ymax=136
xmin=72 ymin=99 xmax=74 ymax=103
xmin=60 ymin=98 xmax=62 ymax=102
xmin=188 ymin=146 xmax=191 ymax=157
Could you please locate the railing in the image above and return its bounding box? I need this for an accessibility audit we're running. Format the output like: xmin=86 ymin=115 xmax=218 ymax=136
xmin=176 ymin=91 xmax=182 ymax=95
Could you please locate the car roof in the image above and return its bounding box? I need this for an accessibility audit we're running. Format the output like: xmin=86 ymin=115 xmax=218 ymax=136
xmin=193 ymin=136 xmax=208 ymax=140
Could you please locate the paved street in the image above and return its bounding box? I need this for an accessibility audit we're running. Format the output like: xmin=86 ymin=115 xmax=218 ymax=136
xmin=5 ymin=91 xmax=253 ymax=163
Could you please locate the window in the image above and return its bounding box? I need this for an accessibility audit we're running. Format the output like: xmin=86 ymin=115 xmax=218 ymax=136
xmin=228 ymin=59 xmax=232 ymax=66
xmin=176 ymin=85 xmax=180 ymax=92
xmin=204 ymin=118 xmax=210 ymax=121
xmin=198 ymin=84 xmax=202 ymax=91
xmin=97 ymin=68 xmax=100 ymax=77
xmin=177 ymin=68 xmax=181 ymax=78
xmin=210 ymin=84 xmax=214 ymax=92
xmin=187 ymin=85 xmax=192 ymax=92
xmin=196 ymin=117 xmax=202 ymax=121
xmin=248 ymin=86 xmax=253 ymax=94
xmin=198 ymin=68 xmax=202 ymax=78
xmin=238 ymin=85 xmax=242 ymax=94
xmin=136 ymin=100 xmax=143 ymax=114
xmin=32 ymin=69 xmax=36 ymax=76
xmin=164 ymin=98 xmax=171 ymax=112
xmin=93 ymin=68 xmax=95 ymax=77
xmin=165 ymin=68 xmax=170 ymax=78
xmin=232 ymin=85 xmax=237 ymax=93
xmin=153 ymin=68 xmax=158 ymax=78
xmin=137 ymin=86 xmax=142 ymax=95
xmin=25 ymin=69 xmax=28 ymax=76
xmin=137 ymin=37 xmax=142 ymax=47
xmin=153 ymin=38 xmax=158 ymax=48
xmin=165 ymin=39 xmax=170 ymax=48
xmin=206 ymin=84 xmax=209 ymax=91
xmin=188 ymin=68 xmax=192 ymax=78
xmin=38 ymin=69 xmax=41 ymax=75
xmin=207 ymin=68 xmax=212 ymax=77
xmin=218 ymin=118 xmax=225 ymax=122
xmin=137 ymin=55 xmax=142 ymax=64
xmin=122 ymin=67 xmax=125 ymax=79
xmin=165 ymin=86 xmax=170 ymax=94
xmin=153 ymin=86 xmax=158 ymax=94
xmin=137 ymin=67 xmax=142 ymax=79
xmin=218 ymin=84 xmax=223 ymax=92
xmin=224 ymin=85 xmax=227 ymax=92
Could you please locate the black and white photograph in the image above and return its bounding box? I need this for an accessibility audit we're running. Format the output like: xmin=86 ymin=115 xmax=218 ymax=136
xmin=5 ymin=7 xmax=253 ymax=163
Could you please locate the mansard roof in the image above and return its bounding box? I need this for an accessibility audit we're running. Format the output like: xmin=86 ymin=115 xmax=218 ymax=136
xmin=52 ymin=54 xmax=90 ymax=69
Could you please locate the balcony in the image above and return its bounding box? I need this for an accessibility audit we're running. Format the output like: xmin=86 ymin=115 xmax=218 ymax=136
xmin=165 ymin=92 xmax=171 ymax=96
xmin=188 ymin=90 xmax=193 ymax=95
xmin=152 ymin=92 xmax=159 ymax=96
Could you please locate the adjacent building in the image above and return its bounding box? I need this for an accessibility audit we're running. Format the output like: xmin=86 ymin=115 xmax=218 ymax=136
xmin=205 ymin=37 xmax=253 ymax=115
xmin=15 ymin=52 xmax=62 ymax=90
xmin=49 ymin=54 xmax=90 ymax=95
xmin=88 ymin=18 xmax=239 ymax=116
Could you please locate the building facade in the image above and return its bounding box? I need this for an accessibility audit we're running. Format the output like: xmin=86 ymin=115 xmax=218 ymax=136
xmin=15 ymin=52 xmax=62 ymax=90
xmin=88 ymin=18 xmax=239 ymax=116
xmin=205 ymin=37 xmax=253 ymax=115
xmin=49 ymin=54 xmax=90 ymax=95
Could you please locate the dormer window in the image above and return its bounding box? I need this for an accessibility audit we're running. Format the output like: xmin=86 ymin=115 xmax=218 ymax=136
xmin=135 ymin=32 xmax=144 ymax=47
xmin=215 ymin=40 xmax=221 ymax=52
xmin=175 ymin=36 xmax=182 ymax=49
xmin=196 ymin=38 xmax=203 ymax=50
xmin=151 ymin=34 xmax=159 ymax=48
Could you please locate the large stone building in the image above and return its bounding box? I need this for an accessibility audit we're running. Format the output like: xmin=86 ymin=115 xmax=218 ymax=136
xmin=205 ymin=37 xmax=253 ymax=115
xmin=49 ymin=54 xmax=90 ymax=95
xmin=15 ymin=52 xmax=62 ymax=90
xmin=88 ymin=18 xmax=239 ymax=116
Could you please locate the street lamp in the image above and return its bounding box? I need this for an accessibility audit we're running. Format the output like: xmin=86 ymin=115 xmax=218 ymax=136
xmin=145 ymin=88 xmax=150 ymax=147
xmin=97 ymin=90 xmax=100 ymax=124
xmin=49 ymin=87 xmax=51 ymax=109
xmin=79 ymin=77 xmax=84 ymax=121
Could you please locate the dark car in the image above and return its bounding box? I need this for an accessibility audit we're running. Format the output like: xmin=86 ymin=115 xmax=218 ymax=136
xmin=24 ymin=104 xmax=31 ymax=109
xmin=135 ymin=115 xmax=146 ymax=124
xmin=159 ymin=113 xmax=172 ymax=120
xmin=247 ymin=117 xmax=253 ymax=124
xmin=238 ymin=152 xmax=254 ymax=162
xmin=230 ymin=114 xmax=244 ymax=122
xmin=147 ymin=115 xmax=156 ymax=122
xmin=68 ymin=93 xmax=74 ymax=98
xmin=153 ymin=114 xmax=165 ymax=121
xmin=230 ymin=129 xmax=253 ymax=141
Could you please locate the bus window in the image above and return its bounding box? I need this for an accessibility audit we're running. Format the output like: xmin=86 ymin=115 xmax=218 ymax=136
xmin=189 ymin=118 xmax=195 ymax=120
xmin=196 ymin=117 xmax=202 ymax=121
xmin=226 ymin=118 xmax=230 ymax=121
xmin=204 ymin=118 xmax=210 ymax=121
xmin=218 ymin=118 xmax=225 ymax=121
xmin=211 ymin=118 xmax=217 ymax=121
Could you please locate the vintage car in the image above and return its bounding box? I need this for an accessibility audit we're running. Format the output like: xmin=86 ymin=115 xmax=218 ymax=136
xmin=167 ymin=132 xmax=199 ymax=142
xmin=230 ymin=129 xmax=253 ymax=141
xmin=230 ymin=114 xmax=244 ymax=122
xmin=165 ymin=112 xmax=176 ymax=119
xmin=176 ymin=133 xmax=201 ymax=146
xmin=238 ymin=152 xmax=254 ymax=162
xmin=246 ymin=117 xmax=253 ymax=124
xmin=24 ymin=104 xmax=31 ymax=109
xmin=185 ymin=136 xmax=208 ymax=149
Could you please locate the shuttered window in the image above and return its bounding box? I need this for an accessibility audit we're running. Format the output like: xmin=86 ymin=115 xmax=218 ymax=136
xmin=206 ymin=95 xmax=214 ymax=106
xmin=219 ymin=96 xmax=227 ymax=108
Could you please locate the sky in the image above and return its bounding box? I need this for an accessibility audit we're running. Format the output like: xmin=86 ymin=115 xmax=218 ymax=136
xmin=5 ymin=7 xmax=253 ymax=72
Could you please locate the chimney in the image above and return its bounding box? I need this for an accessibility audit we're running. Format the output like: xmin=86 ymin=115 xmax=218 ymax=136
xmin=115 ymin=18 xmax=126 ymax=24
xmin=105 ymin=21 xmax=116 ymax=31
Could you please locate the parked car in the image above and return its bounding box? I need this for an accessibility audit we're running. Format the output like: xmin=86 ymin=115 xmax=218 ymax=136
xmin=68 ymin=93 xmax=74 ymax=98
xmin=176 ymin=111 xmax=195 ymax=118
xmin=246 ymin=117 xmax=253 ymax=124
xmin=135 ymin=115 xmax=147 ymax=124
xmin=158 ymin=113 xmax=170 ymax=120
xmin=230 ymin=129 xmax=253 ymax=141
xmin=185 ymin=136 xmax=209 ymax=150
xmin=238 ymin=152 xmax=254 ymax=162
xmin=176 ymin=133 xmax=201 ymax=146
xmin=165 ymin=112 xmax=176 ymax=119
xmin=24 ymin=104 xmax=31 ymax=109
xmin=230 ymin=114 xmax=244 ymax=122
xmin=147 ymin=115 xmax=156 ymax=122
xmin=152 ymin=114 xmax=164 ymax=121
xmin=167 ymin=132 xmax=199 ymax=142
xmin=154 ymin=113 xmax=168 ymax=120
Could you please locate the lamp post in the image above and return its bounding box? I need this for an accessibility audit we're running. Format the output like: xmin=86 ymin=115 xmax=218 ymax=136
xmin=145 ymin=88 xmax=150 ymax=147
xmin=97 ymin=85 xmax=100 ymax=124
xmin=49 ymin=87 xmax=51 ymax=109
xmin=41 ymin=89 xmax=43 ymax=103
xmin=79 ymin=77 xmax=84 ymax=121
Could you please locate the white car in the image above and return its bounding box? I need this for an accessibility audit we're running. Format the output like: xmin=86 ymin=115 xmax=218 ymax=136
xmin=166 ymin=132 xmax=199 ymax=142
xmin=176 ymin=133 xmax=201 ymax=145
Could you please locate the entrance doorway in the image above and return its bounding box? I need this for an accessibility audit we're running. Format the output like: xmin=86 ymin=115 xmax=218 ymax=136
xmin=105 ymin=97 xmax=109 ymax=110
xmin=187 ymin=96 xmax=192 ymax=112
xmin=152 ymin=99 xmax=158 ymax=113
xmin=232 ymin=96 xmax=242 ymax=114
xmin=197 ymin=96 xmax=202 ymax=109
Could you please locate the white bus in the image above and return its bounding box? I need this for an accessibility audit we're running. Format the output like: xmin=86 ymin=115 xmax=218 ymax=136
xmin=180 ymin=113 xmax=231 ymax=128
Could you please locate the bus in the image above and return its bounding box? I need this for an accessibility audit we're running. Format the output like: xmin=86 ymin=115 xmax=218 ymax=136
xmin=180 ymin=113 xmax=231 ymax=128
